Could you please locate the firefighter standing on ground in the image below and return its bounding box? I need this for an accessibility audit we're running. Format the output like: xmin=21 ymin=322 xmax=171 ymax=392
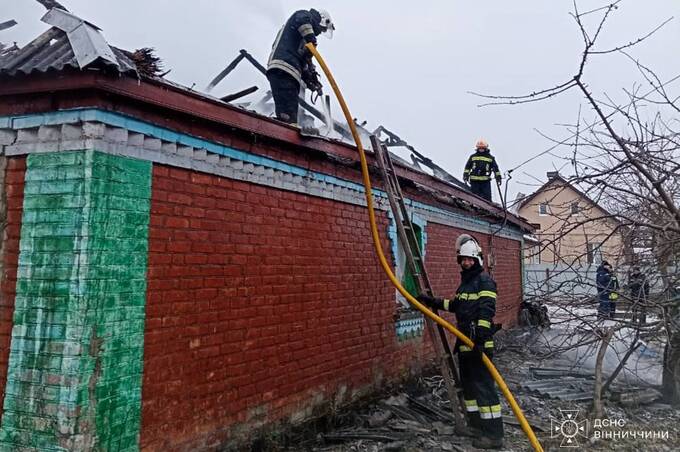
xmin=417 ymin=235 xmax=504 ymax=450
xmin=266 ymin=9 xmax=335 ymax=129
xmin=628 ymin=266 xmax=650 ymax=324
xmin=463 ymin=139 xmax=502 ymax=202
xmin=596 ymin=260 xmax=619 ymax=319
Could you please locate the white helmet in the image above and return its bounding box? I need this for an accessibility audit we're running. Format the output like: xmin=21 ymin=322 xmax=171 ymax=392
xmin=316 ymin=9 xmax=335 ymax=39
xmin=455 ymin=234 xmax=483 ymax=266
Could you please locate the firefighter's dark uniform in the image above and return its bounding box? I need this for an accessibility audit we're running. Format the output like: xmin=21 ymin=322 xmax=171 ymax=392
xmin=266 ymin=9 xmax=324 ymax=124
xmin=596 ymin=263 xmax=619 ymax=319
xmin=423 ymin=263 xmax=504 ymax=440
xmin=463 ymin=149 xmax=501 ymax=202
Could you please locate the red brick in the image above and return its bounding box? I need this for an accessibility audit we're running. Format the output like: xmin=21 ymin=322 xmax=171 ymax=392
xmin=168 ymin=167 xmax=190 ymax=181
xmin=165 ymin=217 xmax=189 ymax=229
xmin=167 ymin=193 xmax=192 ymax=205
xmin=0 ymin=157 xmax=25 ymax=409
xmin=142 ymin=160 xmax=524 ymax=451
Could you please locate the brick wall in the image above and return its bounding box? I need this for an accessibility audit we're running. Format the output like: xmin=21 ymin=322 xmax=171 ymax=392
xmin=141 ymin=164 xmax=523 ymax=450
xmin=426 ymin=224 xmax=522 ymax=327
xmin=0 ymin=153 xmax=521 ymax=450
xmin=142 ymin=165 xmax=425 ymax=450
xmin=0 ymin=157 xmax=25 ymax=410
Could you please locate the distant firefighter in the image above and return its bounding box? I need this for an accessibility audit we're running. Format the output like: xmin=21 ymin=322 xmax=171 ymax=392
xmin=596 ymin=260 xmax=619 ymax=319
xmin=628 ymin=266 xmax=649 ymax=324
xmin=463 ymin=139 xmax=502 ymax=202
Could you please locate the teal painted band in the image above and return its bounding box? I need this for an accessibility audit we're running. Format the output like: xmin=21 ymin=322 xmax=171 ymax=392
xmin=0 ymin=109 xmax=523 ymax=239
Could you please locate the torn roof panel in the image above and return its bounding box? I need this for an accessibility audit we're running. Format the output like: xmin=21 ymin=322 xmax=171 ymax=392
xmin=42 ymin=8 xmax=117 ymax=69
xmin=41 ymin=7 xmax=102 ymax=33
xmin=0 ymin=27 xmax=136 ymax=76
xmin=0 ymin=9 xmax=136 ymax=77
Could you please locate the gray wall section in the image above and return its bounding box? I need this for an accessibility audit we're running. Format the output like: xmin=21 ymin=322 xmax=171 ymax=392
xmin=0 ymin=111 xmax=525 ymax=244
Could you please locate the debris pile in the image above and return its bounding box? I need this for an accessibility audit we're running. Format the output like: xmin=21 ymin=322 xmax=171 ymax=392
xmin=126 ymin=47 xmax=165 ymax=78
xmin=321 ymin=390 xmax=464 ymax=451
xmin=520 ymin=367 xmax=660 ymax=404
xmin=268 ymin=328 xmax=679 ymax=451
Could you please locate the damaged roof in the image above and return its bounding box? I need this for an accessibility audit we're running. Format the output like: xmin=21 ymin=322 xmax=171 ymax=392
xmin=0 ymin=8 xmax=534 ymax=233
xmin=0 ymin=8 xmax=137 ymax=77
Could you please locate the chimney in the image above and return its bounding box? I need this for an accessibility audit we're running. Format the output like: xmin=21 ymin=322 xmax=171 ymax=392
xmin=546 ymin=171 xmax=559 ymax=180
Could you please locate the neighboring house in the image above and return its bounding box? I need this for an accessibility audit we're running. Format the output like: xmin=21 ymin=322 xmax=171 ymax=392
xmin=0 ymin=9 xmax=534 ymax=451
xmin=516 ymin=171 xmax=627 ymax=266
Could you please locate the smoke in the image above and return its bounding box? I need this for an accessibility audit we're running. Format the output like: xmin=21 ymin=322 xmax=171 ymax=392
xmin=235 ymin=0 xmax=286 ymax=29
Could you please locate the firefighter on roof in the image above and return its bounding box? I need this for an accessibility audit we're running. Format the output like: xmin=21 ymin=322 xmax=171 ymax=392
xmin=266 ymin=9 xmax=335 ymax=131
xmin=463 ymin=139 xmax=502 ymax=202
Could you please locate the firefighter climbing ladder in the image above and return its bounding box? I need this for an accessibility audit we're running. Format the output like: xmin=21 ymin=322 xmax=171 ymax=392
xmin=369 ymin=135 xmax=466 ymax=427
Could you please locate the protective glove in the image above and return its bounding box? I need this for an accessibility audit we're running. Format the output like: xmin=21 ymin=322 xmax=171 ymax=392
xmin=463 ymin=175 xmax=470 ymax=183
xmin=307 ymin=79 xmax=323 ymax=95
xmin=301 ymin=63 xmax=323 ymax=95
xmin=416 ymin=293 xmax=443 ymax=310
xmin=495 ymin=177 xmax=502 ymax=185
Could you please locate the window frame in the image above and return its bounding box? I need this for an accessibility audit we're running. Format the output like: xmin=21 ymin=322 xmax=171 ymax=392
xmin=571 ymin=202 xmax=580 ymax=215
xmin=528 ymin=244 xmax=541 ymax=264
xmin=587 ymin=241 xmax=603 ymax=265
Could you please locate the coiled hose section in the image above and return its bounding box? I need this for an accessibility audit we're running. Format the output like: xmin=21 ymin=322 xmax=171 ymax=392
xmin=306 ymin=43 xmax=543 ymax=452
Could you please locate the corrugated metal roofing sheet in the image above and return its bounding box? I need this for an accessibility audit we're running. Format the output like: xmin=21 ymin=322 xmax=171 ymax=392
xmin=0 ymin=26 xmax=136 ymax=77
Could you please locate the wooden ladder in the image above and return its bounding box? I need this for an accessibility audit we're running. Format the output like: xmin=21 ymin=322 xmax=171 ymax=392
xmin=370 ymin=135 xmax=466 ymax=426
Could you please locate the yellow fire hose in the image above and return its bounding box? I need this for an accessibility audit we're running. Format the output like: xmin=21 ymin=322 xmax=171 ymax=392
xmin=306 ymin=43 xmax=543 ymax=452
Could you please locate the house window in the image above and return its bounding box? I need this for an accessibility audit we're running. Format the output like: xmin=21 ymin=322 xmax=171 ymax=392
xmin=528 ymin=245 xmax=541 ymax=264
xmin=587 ymin=242 xmax=603 ymax=264
xmin=539 ymin=203 xmax=549 ymax=216
xmin=400 ymin=223 xmax=423 ymax=299
xmin=392 ymin=219 xmax=426 ymax=341
xmin=391 ymin=214 xmax=427 ymax=307
xmin=571 ymin=202 xmax=580 ymax=215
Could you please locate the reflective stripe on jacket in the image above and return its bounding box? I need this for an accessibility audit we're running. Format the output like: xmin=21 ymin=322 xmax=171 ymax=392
xmin=267 ymin=10 xmax=322 ymax=83
xmin=440 ymin=267 xmax=497 ymax=333
xmin=464 ymin=150 xmax=501 ymax=181
xmin=596 ymin=265 xmax=619 ymax=302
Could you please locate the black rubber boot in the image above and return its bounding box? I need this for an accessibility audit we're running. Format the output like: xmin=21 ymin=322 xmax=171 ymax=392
xmin=472 ymin=436 xmax=504 ymax=449
xmin=454 ymin=424 xmax=481 ymax=437
xmin=300 ymin=125 xmax=320 ymax=136
xmin=276 ymin=113 xmax=294 ymax=123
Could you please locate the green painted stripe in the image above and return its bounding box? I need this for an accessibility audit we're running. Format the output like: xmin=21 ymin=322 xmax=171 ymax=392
xmin=0 ymin=151 xmax=151 ymax=451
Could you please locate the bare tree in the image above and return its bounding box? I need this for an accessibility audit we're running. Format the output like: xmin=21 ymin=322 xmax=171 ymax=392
xmin=477 ymin=0 xmax=680 ymax=412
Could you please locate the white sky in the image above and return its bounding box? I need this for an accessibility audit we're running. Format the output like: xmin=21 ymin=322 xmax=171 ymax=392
xmin=3 ymin=1 xmax=680 ymax=201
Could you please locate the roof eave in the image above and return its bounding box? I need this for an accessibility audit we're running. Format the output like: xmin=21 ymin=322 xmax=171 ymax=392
xmin=0 ymin=71 xmax=535 ymax=233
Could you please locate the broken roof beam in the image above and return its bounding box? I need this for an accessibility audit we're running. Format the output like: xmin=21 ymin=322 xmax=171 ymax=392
xmin=374 ymin=125 xmax=468 ymax=190
xmin=205 ymin=52 xmax=247 ymax=92
xmin=35 ymin=0 xmax=69 ymax=11
xmin=0 ymin=20 xmax=18 ymax=32
xmin=207 ymin=49 xmax=358 ymax=140
xmin=220 ymin=86 xmax=258 ymax=103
